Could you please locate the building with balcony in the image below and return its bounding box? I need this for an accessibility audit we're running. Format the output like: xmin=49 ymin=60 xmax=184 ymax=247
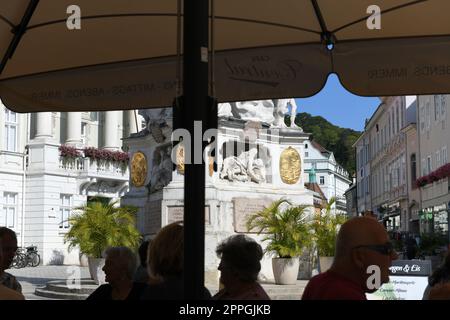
xmin=344 ymin=179 xmax=357 ymax=218
xmin=302 ymin=140 xmax=352 ymax=214
xmin=416 ymin=95 xmax=449 ymax=239
xmin=0 ymin=103 xmax=139 ymax=264
xmin=354 ymin=96 xmax=419 ymax=232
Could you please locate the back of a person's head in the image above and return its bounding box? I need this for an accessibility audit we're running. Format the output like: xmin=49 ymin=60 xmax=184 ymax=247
xmin=148 ymin=222 xmax=183 ymax=280
xmin=429 ymin=252 xmax=450 ymax=286
xmin=216 ymin=235 xmax=263 ymax=282
xmin=103 ymin=246 xmax=137 ymax=280
xmin=334 ymin=216 xmax=385 ymax=259
xmin=0 ymin=227 xmax=16 ymax=241
xmin=428 ymin=282 xmax=450 ymax=300
xmin=138 ymin=240 xmax=150 ymax=268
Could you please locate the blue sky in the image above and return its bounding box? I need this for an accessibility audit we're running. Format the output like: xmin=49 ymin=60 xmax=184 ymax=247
xmin=294 ymin=74 xmax=380 ymax=132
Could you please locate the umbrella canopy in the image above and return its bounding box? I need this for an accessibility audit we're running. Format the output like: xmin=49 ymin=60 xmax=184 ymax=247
xmin=1 ymin=0 xmax=450 ymax=112
xmin=1 ymin=0 xmax=450 ymax=300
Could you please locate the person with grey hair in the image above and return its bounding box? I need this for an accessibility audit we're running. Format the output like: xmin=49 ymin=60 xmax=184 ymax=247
xmin=87 ymin=246 xmax=146 ymax=300
xmin=0 ymin=236 xmax=24 ymax=300
xmin=213 ymin=235 xmax=270 ymax=300
xmin=0 ymin=227 xmax=22 ymax=293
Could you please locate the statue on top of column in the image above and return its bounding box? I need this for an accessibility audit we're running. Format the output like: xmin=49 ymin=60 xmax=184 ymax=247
xmin=218 ymin=99 xmax=301 ymax=130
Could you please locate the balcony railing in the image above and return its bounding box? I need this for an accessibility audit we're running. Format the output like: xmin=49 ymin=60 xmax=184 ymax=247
xmin=58 ymin=157 xmax=128 ymax=179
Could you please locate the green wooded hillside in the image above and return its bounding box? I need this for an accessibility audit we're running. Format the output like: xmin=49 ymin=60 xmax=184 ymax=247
xmin=287 ymin=112 xmax=361 ymax=176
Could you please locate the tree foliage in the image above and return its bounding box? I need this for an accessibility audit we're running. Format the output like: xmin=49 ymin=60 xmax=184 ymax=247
xmin=64 ymin=201 xmax=141 ymax=258
xmin=288 ymin=112 xmax=361 ymax=175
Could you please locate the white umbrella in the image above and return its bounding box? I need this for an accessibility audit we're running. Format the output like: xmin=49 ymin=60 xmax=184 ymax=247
xmin=1 ymin=0 xmax=450 ymax=298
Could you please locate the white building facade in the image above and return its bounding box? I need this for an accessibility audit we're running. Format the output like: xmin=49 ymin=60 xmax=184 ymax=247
xmin=302 ymin=140 xmax=352 ymax=214
xmin=0 ymin=102 xmax=139 ymax=265
xmin=354 ymin=97 xmax=411 ymax=231
xmin=416 ymin=95 xmax=449 ymax=238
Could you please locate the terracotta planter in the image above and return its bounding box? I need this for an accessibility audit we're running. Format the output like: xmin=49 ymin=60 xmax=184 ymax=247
xmin=272 ymin=258 xmax=300 ymax=285
xmin=88 ymin=257 xmax=106 ymax=285
xmin=319 ymin=256 xmax=334 ymax=273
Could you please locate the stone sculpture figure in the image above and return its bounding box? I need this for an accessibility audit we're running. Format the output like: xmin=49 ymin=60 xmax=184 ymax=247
xmin=148 ymin=146 xmax=173 ymax=193
xmin=273 ymin=98 xmax=301 ymax=128
xmin=218 ymin=99 xmax=301 ymax=129
xmin=140 ymin=108 xmax=172 ymax=142
xmin=220 ymin=148 xmax=266 ymax=183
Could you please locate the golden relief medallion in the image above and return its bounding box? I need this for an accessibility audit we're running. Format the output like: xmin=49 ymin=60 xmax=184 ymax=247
xmin=131 ymin=151 xmax=147 ymax=187
xmin=176 ymin=144 xmax=185 ymax=174
xmin=279 ymin=147 xmax=301 ymax=184
xmin=209 ymin=156 xmax=214 ymax=177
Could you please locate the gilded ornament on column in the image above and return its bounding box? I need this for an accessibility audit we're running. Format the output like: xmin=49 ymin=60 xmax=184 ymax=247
xmin=279 ymin=147 xmax=301 ymax=184
xmin=176 ymin=144 xmax=185 ymax=174
xmin=131 ymin=151 xmax=148 ymax=187
xmin=209 ymin=156 xmax=214 ymax=177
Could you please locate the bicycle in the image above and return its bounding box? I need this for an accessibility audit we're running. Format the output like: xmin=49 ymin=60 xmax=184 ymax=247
xmin=24 ymin=246 xmax=40 ymax=267
xmin=11 ymin=246 xmax=41 ymax=268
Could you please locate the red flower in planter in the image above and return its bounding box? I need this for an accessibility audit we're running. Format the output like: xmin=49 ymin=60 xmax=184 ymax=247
xmin=83 ymin=146 xmax=129 ymax=164
xmin=415 ymin=162 xmax=450 ymax=188
xmin=59 ymin=145 xmax=81 ymax=158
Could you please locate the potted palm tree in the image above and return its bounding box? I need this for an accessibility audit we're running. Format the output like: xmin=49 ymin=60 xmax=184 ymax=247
xmin=246 ymin=199 xmax=312 ymax=285
xmin=311 ymin=197 xmax=347 ymax=273
xmin=64 ymin=201 xmax=141 ymax=284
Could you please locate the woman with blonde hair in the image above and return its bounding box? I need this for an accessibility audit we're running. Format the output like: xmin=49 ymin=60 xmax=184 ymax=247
xmin=141 ymin=222 xmax=211 ymax=299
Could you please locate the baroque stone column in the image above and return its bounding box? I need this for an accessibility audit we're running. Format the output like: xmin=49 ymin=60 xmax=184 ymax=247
xmin=35 ymin=112 xmax=52 ymax=139
xmin=103 ymin=111 xmax=120 ymax=150
xmin=66 ymin=112 xmax=82 ymax=145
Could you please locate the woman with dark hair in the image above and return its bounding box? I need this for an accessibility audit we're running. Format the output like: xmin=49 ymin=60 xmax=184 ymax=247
xmin=134 ymin=240 xmax=150 ymax=283
xmin=423 ymin=252 xmax=450 ymax=299
xmin=140 ymin=222 xmax=211 ymax=299
xmin=213 ymin=235 xmax=270 ymax=300
xmin=0 ymin=238 xmax=24 ymax=300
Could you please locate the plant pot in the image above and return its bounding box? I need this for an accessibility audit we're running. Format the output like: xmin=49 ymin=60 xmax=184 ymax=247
xmin=79 ymin=253 xmax=89 ymax=267
xmin=88 ymin=257 xmax=106 ymax=285
xmin=272 ymin=258 xmax=300 ymax=285
xmin=319 ymin=256 xmax=334 ymax=273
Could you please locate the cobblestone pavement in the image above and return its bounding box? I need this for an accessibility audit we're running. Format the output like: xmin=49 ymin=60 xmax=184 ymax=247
xmin=7 ymin=265 xmax=90 ymax=300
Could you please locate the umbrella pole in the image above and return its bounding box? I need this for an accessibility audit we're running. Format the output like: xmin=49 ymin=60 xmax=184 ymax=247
xmin=183 ymin=0 xmax=209 ymax=299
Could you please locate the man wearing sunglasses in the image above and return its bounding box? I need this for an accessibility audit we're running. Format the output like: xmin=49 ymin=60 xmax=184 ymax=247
xmin=302 ymin=217 xmax=398 ymax=300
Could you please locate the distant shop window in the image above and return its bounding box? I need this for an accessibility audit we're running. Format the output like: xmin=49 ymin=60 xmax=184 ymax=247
xmin=60 ymin=194 xmax=72 ymax=229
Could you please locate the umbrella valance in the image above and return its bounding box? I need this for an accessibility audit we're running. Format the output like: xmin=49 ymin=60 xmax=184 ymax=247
xmin=1 ymin=0 xmax=450 ymax=112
